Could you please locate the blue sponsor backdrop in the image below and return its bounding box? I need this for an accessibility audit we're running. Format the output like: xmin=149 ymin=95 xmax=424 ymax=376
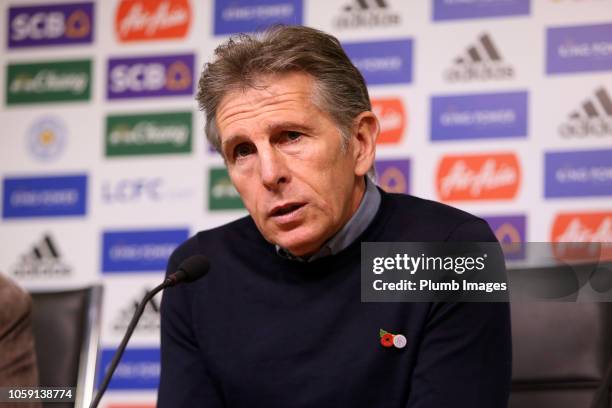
xmin=547 ymin=23 xmax=612 ymax=75
xmin=107 ymin=54 xmax=195 ymax=99
xmin=430 ymin=91 xmax=528 ymax=141
xmin=214 ymin=0 xmax=303 ymax=35
xmin=2 ymin=0 xmax=612 ymax=405
xmin=343 ymin=39 xmax=413 ymax=85
xmin=8 ymin=2 xmax=94 ymax=48
xmin=432 ymin=0 xmax=530 ymax=21
xmin=375 ymin=159 xmax=411 ymax=194
xmin=98 ymin=347 xmax=160 ymax=390
xmin=545 ymin=149 xmax=612 ymax=198
xmin=102 ymin=228 xmax=189 ymax=272
xmin=481 ymin=214 xmax=526 ymax=260
xmin=2 ymin=175 xmax=87 ymax=219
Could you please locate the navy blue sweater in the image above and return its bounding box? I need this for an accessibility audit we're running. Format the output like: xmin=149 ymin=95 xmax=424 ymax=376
xmin=158 ymin=190 xmax=511 ymax=407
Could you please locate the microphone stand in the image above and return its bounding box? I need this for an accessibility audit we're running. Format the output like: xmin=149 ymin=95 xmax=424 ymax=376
xmin=89 ymin=280 xmax=171 ymax=408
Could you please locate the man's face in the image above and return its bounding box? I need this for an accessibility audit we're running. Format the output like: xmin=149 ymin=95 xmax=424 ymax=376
xmin=216 ymin=72 xmax=369 ymax=257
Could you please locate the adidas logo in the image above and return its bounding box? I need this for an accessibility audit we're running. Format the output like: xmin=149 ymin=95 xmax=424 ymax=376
xmin=444 ymin=33 xmax=514 ymax=82
xmin=559 ymin=87 xmax=612 ymax=138
xmin=11 ymin=234 xmax=71 ymax=279
xmin=334 ymin=0 xmax=400 ymax=29
xmin=344 ymin=0 xmax=389 ymax=10
xmin=113 ymin=289 xmax=160 ymax=334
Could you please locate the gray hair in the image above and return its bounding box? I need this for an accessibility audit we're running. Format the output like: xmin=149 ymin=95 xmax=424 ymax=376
xmin=196 ymin=25 xmax=376 ymax=178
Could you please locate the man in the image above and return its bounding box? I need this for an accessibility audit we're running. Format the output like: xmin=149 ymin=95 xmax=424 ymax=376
xmin=158 ymin=25 xmax=511 ymax=407
xmin=0 ymin=273 xmax=41 ymax=408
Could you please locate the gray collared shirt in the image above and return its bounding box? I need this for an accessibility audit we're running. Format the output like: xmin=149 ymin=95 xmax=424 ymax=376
xmin=276 ymin=177 xmax=381 ymax=262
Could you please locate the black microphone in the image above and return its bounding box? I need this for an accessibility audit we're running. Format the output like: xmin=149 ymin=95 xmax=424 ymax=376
xmin=89 ymin=255 xmax=210 ymax=408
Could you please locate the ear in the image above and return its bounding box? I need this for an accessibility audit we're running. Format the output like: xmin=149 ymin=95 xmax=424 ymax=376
xmin=351 ymin=111 xmax=379 ymax=177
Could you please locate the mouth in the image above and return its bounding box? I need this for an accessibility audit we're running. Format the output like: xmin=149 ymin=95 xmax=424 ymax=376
xmin=270 ymin=202 xmax=306 ymax=218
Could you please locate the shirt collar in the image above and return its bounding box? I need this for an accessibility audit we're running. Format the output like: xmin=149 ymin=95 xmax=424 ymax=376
xmin=276 ymin=177 xmax=381 ymax=262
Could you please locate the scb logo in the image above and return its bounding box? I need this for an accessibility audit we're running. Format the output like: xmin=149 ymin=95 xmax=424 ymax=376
xmin=110 ymin=61 xmax=191 ymax=93
xmin=11 ymin=8 xmax=90 ymax=41
xmin=107 ymin=54 xmax=194 ymax=99
xmin=375 ymin=159 xmax=411 ymax=194
xmin=102 ymin=178 xmax=162 ymax=203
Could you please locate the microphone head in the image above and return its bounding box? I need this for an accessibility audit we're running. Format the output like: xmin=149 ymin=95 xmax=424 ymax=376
xmin=175 ymin=255 xmax=210 ymax=283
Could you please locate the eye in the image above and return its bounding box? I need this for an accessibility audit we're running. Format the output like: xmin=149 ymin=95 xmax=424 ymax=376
xmin=234 ymin=142 xmax=255 ymax=159
xmin=283 ymin=131 xmax=302 ymax=142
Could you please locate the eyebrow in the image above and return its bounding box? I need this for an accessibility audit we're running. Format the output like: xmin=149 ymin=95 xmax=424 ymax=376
xmin=221 ymin=135 xmax=245 ymax=154
xmin=266 ymin=121 xmax=314 ymax=135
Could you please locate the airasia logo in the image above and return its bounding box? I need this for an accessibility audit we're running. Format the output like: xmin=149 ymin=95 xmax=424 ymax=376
xmin=115 ymin=0 xmax=191 ymax=42
xmin=551 ymin=212 xmax=612 ymax=261
xmin=436 ymin=153 xmax=520 ymax=201
xmin=371 ymin=98 xmax=406 ymax=144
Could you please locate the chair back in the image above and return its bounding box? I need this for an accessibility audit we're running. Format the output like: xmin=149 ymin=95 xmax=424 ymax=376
xmin=509 ymin=261 xmax=612 ymax=408
xmin=30 ymin=285 xmax=103 ymax=408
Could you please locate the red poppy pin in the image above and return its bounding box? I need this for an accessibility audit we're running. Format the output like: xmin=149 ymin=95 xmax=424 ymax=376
xmin=379 ymin=329 xmax=407 ymax=349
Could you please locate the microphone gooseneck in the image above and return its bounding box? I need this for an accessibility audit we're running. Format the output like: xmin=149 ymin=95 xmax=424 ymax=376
xmin=89 ymin=255 xmax=210 ymax=408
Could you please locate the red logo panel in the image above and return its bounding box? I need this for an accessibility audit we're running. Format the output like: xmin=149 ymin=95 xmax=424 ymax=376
xmin=116 ymin=0 xmax=191 ymax=42
xmin=551 ymin=212 xmax=612 ymax=261
xmin=436 ymin=153 xmax=520 ymax=201
xmin=372 ymin=98 xmax=406 ymax=144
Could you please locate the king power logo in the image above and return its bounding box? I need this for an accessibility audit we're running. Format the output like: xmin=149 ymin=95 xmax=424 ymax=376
xmin=113 ymin=289 xmax=160 ymax=335
xmin=102 ymin=229 xmax=189 ymax=273
xmin=547 ymin=23 xmax=612 ymax=75
xmin=433 ymin=0 xmax=530 ymax=21
xmin=214 ymin=0 xmax=302 ymax=35
xmin=115 ymin=0 xmax=191 ymax=42
xmin=436 ymin=153 xmax=521 ymax=201
xmin=559 ymin=87 xmax=612 ymax=138
xmin=343 ymin=39 xmax=413 ymax=85
xmin=444 ymin=33 xmax=514 ymax=82
xmin=11 ymin=234 xmax=72 ymax=279
xmin=333 ymin=0 xmax=400 ymax=29
xmin=99 ymin=347 xmax=159 ymax=390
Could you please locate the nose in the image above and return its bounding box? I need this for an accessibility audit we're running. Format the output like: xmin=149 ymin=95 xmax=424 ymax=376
xmin=258 ymin=146 xmax=290 ymax=191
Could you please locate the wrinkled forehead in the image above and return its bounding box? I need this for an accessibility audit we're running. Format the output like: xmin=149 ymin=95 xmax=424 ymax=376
xmin=215 ymin=72 xmax=321 ymax=134
xmin=217 ymin=72 xmax=315 ymax=110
